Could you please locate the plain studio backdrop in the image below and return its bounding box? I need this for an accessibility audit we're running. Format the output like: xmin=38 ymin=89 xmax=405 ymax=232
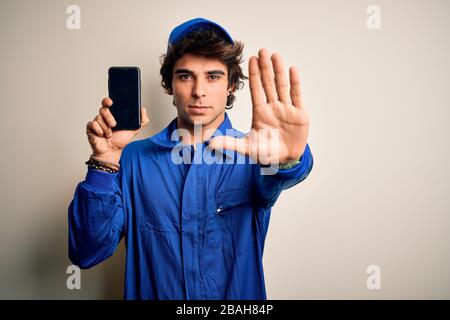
xmin=0 ymin=0 xmax=449 ymax=299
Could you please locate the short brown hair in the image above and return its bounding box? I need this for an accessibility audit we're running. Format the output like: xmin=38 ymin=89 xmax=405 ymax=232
xmin=159 ymin=28 xmax=248 ymax=109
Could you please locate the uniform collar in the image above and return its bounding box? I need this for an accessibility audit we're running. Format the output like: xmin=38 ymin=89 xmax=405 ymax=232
xmin=150 ymin=112 xmax=236 ymax=149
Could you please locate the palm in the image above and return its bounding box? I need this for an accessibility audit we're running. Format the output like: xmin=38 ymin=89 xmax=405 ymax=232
xmin=210 ymin=48 xmax=309 ymax=164
xmin=87 ymin=109 xmax=150 ymax=155
xmin=88 ymin=130 xmax=137 ymax=155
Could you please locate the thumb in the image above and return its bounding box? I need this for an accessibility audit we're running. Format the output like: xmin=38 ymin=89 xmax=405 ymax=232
xmin=140 ymin=107 xmax=150 ymax=127
xmin=208 ymin=135 xmax=249 ymax=156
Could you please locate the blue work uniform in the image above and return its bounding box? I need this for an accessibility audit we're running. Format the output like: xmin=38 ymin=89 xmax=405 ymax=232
xmin=68 ymin=112 xmax=313 ymax=299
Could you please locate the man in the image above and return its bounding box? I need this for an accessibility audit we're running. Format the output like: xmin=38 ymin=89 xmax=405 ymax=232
xmin=68 ymin=17 xmax=313 ymax=300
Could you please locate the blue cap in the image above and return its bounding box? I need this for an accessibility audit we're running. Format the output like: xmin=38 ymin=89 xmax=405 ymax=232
xmin=168 ymin=18 xmax=234 ymax=46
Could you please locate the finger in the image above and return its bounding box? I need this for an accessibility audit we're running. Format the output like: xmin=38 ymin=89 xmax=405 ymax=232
xmin=99 ymin=107 xmax=116 ymax=127
xmin=102 ymin=97 xmax=113 ymax=108
xmin=208 ymin=136 xmax=249 ymax=156
xmin=258 ymin=48 xmax=277 ymax=103
xmin=87 ymin=120 xmax=104 ymax=137
xmin=248 ymin=132 xmax=259 ymax=163
xmin=95 ymin=114 xmax=112 ymax=138
xmin=289 ymin=66 xmax=303 ymax=108
xmin=249 ymin=56 xmax=265 ymax=109
xmin=271 ymin=53 xmax=289 ymax=103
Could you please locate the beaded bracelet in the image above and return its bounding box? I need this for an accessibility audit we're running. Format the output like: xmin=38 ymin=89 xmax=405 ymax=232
xmin=85 ymin=154 xmax=120 ymax=173
xmin=90 ymin=154 xmax=120 ymax=170
xmin=85 ymin=161 xmax=119 ymax=173
xmin=85 ymin=159 xmax=119 ymax=173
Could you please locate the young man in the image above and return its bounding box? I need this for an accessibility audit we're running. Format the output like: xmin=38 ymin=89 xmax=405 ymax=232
xmin=69 ymin=18 xmax=313 ymax=300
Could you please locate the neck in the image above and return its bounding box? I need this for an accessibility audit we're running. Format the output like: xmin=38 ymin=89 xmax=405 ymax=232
xmin=176 ymin=112 xmax=225 ymax=145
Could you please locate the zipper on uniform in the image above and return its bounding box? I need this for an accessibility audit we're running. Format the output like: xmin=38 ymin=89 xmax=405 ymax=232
xmin=216 ymin=204 xmax=233 ymax=215
xmin=216 ymin=202 xmax=240 ymax=215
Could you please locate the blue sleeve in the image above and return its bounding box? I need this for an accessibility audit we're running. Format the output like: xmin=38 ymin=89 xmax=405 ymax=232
xmin=68 ymin=162 xmax=125 ymax=269
xmin=252 ymin=143 xmax=314 ymax=208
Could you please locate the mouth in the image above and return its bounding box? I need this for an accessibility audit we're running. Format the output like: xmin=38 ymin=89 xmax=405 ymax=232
xmin=188 ymin=105 xmax=211 ymax=114
xmin=189 ymin=105 xmax=210 ymax=109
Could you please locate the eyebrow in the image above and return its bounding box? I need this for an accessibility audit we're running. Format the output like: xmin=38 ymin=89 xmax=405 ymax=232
xmin=174 ymin=68 xmax=226 ymax=76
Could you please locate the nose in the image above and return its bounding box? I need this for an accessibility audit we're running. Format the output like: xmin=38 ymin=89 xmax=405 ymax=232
xmin=192 ymin=79 xmax=206 ymax=98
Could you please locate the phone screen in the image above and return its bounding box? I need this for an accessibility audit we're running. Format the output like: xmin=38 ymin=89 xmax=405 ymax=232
xmin=108 ymin=67 xmax=141 ymax=131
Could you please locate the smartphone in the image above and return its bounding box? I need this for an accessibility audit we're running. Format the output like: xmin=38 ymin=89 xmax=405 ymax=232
xmin=108 ymin=66 xmax=141 ymax=131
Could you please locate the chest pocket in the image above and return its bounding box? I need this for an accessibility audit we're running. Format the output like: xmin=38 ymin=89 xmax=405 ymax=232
xmin=214 ymin=185 xmax=254 ymax=257
xmin=215 ymin=185 xmax=253 ymax=223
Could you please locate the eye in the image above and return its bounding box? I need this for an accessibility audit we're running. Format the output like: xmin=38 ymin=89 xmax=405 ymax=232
xmin=179 ymin=74 xmax=191 ymax=80
xmin=209 ymin=75 xmax=221 ymax=80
